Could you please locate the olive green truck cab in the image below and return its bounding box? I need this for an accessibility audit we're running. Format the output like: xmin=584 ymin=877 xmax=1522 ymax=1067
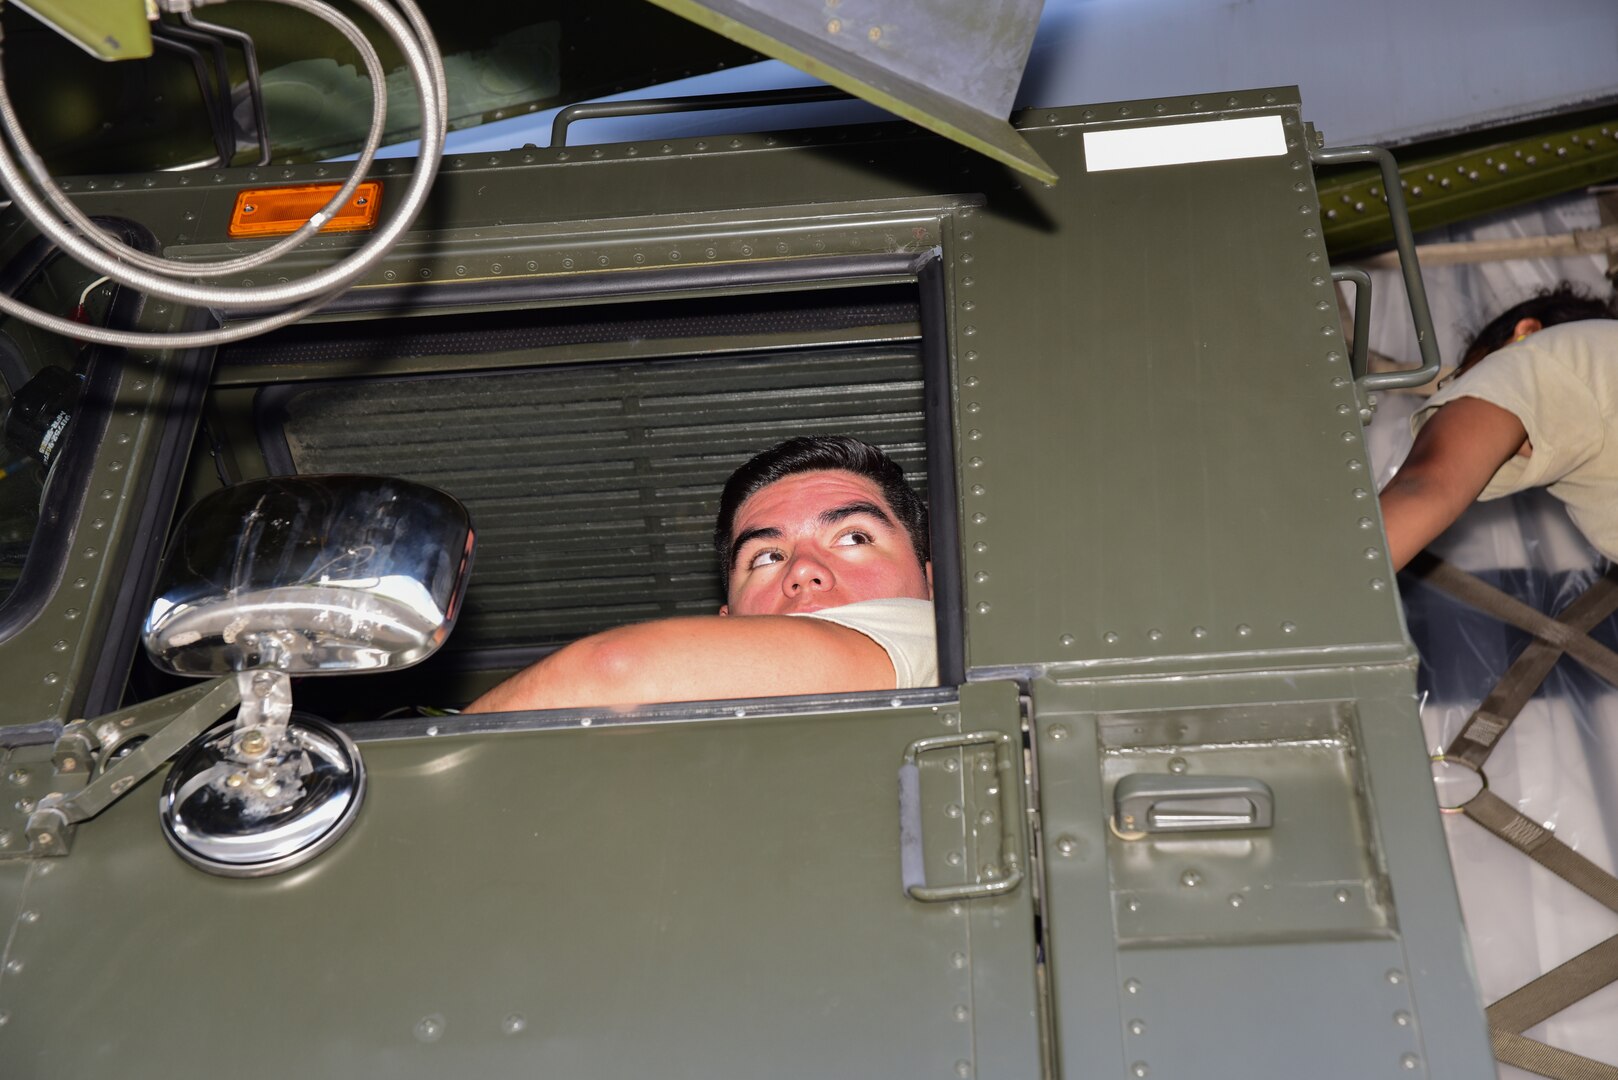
xmin=0 ymin=87 xmax=1494 ymax=1078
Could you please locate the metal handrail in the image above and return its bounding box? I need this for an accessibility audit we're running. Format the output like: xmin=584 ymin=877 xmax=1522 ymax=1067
xmin=1331 ymin=266 xmax=1372 ymax=382
xmin=551 ymin=85 xmax=852 ymax=148
xmin=1311 ymin=145 xmax=1442 ymax=392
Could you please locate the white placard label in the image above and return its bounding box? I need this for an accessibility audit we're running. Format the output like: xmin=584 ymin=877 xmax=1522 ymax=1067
xmin=1083 ymin=115 xmax=1288 ymax=173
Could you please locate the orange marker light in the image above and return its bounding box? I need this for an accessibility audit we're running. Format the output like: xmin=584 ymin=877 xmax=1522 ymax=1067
xmin=228 ymin=181 xmax=382 ymax=238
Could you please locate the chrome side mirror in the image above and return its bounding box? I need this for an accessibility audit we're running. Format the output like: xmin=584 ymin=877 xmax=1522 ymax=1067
xmin=131 ymin=475 xmax=474 ymax=877
xmin=17 ymin=477 xmax=474 ymax=876
xmin=144 ymin=474 xmax=475 ymax=676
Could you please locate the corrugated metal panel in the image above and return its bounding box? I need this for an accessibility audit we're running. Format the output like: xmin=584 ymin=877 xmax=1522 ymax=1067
xmin=270 ymin=345 xmax=926 ymax=650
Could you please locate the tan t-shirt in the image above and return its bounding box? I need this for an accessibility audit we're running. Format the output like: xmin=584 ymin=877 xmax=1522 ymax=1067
xmin=1412 ymin=320 xmax=1618 ymax=561
xmin=790 ymin=598 xmax=938 ymax=689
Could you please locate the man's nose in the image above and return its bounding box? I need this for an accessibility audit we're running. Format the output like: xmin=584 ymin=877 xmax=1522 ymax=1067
xmin=783 ymin=552 xmax=834 ymax=594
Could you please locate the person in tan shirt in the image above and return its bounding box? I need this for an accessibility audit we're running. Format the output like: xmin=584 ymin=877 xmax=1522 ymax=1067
xmin=1380 ymin=284 xmax=1618 ymax=571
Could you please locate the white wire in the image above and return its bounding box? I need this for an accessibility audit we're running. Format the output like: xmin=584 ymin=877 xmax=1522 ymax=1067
xmin=0 ymin=0 xmax=447 ymax=347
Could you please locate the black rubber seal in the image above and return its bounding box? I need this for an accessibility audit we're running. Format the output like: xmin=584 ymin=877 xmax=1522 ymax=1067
xmin=0 ymin=218 xmax=158 ymax=645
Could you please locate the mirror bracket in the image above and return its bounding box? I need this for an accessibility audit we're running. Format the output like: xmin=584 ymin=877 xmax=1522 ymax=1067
xmin=4 ymin=676 xmax=243 ymax=861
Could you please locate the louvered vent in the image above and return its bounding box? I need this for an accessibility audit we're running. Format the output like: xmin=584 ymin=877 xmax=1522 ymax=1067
xmin=265 ymin=345 xmax=927 ymax=651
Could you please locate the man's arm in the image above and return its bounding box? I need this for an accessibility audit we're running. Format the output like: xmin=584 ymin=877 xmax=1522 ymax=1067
xmin=1379 ymin=396 xmax=1529 ymax=571
xmin=462 ymin=614 xmax=897 ymax=714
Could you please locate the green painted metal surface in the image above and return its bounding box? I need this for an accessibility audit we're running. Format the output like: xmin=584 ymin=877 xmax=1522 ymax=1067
xmin=0 ymin=85 xmax=1496 ymax=1077
xmin=948 ymin=93 xmax=1409 ymax=676
xmin=0 ymin=687 xmax=1037 ymax=1078
xmin=1034 ymin=664 xmax=1493 ymax=1080
xmin=1321 ymin=111 xmax=1618 ymax=256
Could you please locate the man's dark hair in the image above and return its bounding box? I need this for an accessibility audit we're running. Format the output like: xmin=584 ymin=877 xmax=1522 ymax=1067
xmin=1460 ymin=281 xmax=1618 ymax=371
xmin=714 ymin=435 xmax=929 ymax=585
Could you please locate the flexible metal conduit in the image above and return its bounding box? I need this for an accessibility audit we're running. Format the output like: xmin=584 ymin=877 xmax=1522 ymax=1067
xmin=0 ymin=0 xmax=449 ymax=349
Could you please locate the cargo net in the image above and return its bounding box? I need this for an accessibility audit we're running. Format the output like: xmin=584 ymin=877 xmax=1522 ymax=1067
xmin=1406 ymin=552 xmax=1618 ymax=1080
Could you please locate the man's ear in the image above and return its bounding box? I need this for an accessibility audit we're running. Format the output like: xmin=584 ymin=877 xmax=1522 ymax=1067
xmin=925 ymin=561 xmax=933 ymax=599
xmin=1513 ymin=317 xmax=1543 ymax=341
xmin=718 ymin=603 xmax=729 ymax=617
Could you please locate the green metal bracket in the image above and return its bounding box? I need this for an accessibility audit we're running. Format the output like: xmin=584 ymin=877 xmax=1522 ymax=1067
xmin=1321 ymin=114 xmax=1618 ymax=257
xmin=9 ymin=0 xmax=152 ymax=60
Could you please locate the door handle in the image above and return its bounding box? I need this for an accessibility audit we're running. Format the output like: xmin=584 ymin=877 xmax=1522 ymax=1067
xmin=898 ymin=731 xmax=1025 ymax=902
xmin=1113 ymin=773 xmax=1274 ymax=838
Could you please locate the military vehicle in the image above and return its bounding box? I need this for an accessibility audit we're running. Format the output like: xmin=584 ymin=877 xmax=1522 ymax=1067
xmin=0 ymin=0 xmax=1568 ymax=1076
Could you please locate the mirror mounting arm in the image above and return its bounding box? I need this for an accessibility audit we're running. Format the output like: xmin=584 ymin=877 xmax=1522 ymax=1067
xmin=21 ymin=676 xmax=243 ymax=859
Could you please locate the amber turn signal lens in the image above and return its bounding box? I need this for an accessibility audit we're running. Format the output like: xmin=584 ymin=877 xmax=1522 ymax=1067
xmin=228 ymin=181 xmax=382 ymax=238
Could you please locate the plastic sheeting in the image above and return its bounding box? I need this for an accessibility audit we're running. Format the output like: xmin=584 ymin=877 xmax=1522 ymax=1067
xmin=1363 ymin=192 xmax=1618 ymax=1079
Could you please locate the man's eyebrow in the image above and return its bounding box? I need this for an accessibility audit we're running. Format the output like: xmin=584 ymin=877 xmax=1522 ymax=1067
xmin=819 ymin=501 xmax=896 ymax=529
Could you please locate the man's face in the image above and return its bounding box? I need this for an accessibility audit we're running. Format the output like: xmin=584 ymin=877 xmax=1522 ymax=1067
xmin=721 ymin=469 xmax=932 ymax=617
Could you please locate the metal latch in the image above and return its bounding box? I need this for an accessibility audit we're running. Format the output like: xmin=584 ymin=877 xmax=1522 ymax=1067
xmin=1112 ymin=774 xmax=1274 ymax=839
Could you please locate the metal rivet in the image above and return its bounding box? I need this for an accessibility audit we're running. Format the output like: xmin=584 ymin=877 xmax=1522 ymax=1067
xmin=1401 ymin=1054 xmax=1420 ymax=1070
xmin=1191 ymin=625 xmax=1207 ymax=639
xmin=1394 ymin=1010 xmax=1411 ymax=1028
xmin=1370 ymin=578 xmax=1388 ymax=591
xmin=946 ymin=851 xmax=963 ymax=867
xmin=1281 ymin=621 xmax=1297 ymax=634
xmin=1386 ymin=969 xmax=1404 ymax=985
xmin=1059 ymin=633 xmax=1075 ymax=647
xmin=1128 ymin=1019 xmax=1146 ymax=1036
xmin=1228 ymin=893 xmax=1244 ymax=907
xmin=1180 ymin=869 xmax=1202 ymax=888
xmin=414 ymin=1015 xmax=445 ymax=1042
xmin=1335 ymin=888 xmax=1351 ymax=903
xmin=1049 ymin=725 xmax=1069 ymax=740
xmin=1056 ymin=836 xmax=1077 ymax=856
xmin=1168 ymin=756 xmax=1188 ymax=774
xmin=945 ymin=803 xmax=962 ymax=819
xmin=1235 ymin=623 xmax=1252 ymax=637
xmin=1103 ymin=631 xmax=1120 ymax=644
xmin=1124 ymin=978 xmax=1142 ymax=995
xmin=1132 ymin=1063 xmax=1150 ymax=1078
xmin=1364 ymin=547 xmax=1380 ymax=560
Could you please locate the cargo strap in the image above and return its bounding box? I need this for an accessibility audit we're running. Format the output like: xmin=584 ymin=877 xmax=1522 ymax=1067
xmin=1407 ymin=555 xmax=1618 ymax=1080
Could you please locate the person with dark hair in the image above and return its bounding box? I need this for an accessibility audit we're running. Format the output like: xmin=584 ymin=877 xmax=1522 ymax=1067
xmin=1380 ymin=282 xmax=1618 ymax=570
xmin=465 ymin=435 xmax=935 ymax=713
